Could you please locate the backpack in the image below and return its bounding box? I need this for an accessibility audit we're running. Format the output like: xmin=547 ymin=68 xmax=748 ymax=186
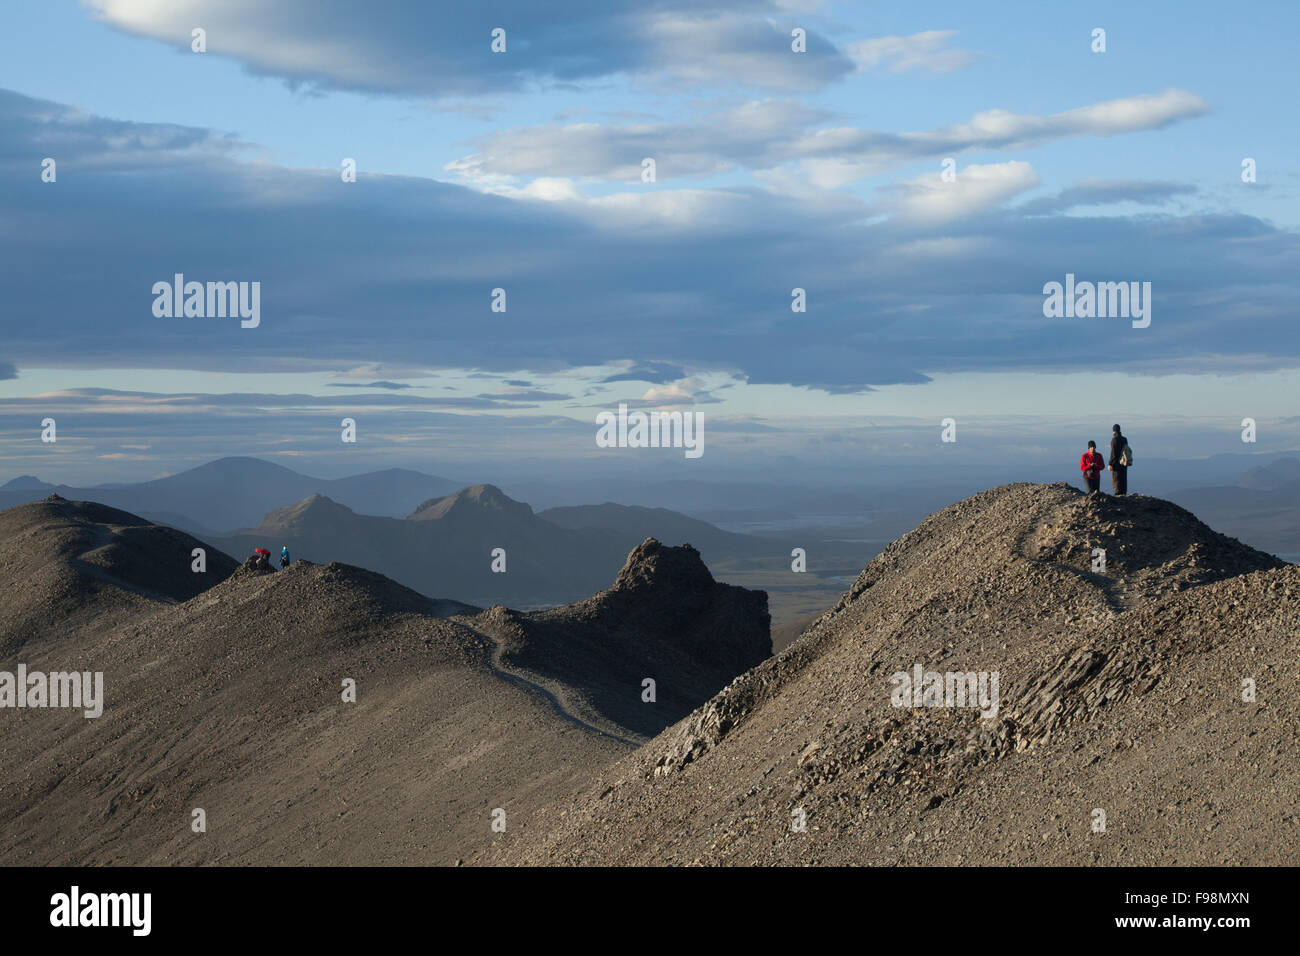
xmin=1120 ymin=443 xmax=1133 ymax=467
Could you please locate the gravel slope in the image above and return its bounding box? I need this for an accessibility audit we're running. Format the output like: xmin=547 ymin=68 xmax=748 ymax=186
xmin=0 ymin=499 xmax=770 ymax=865
xmin=491 ymin=483 xmax=1297 ymax=865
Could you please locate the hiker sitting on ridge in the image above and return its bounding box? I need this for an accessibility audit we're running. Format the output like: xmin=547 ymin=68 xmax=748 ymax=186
xmin=1080 ymin=441 xmax=1104 ymax=494
xmin=1108 ymin=424 xmax=1132 ymax=496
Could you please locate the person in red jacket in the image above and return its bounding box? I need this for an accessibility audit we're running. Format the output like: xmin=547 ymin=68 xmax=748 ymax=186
xmin=1080 ymin=440 xmax=1104 ymax=494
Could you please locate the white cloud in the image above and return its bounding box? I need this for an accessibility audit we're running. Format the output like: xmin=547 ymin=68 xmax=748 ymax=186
xmin=87 ymin=0 xmax=855 ymax=97
xmin=632 ymin=379 xmax=720 ymax=406
xmin=4 ymin=88 xmax=1296 ymax=399
xmin=847 ymin=30 xmax=978 ymax=74
xmin=883 ymin=161 xmax=1041 ymax=224
xmin=448 ymin=90 xmax=1209 ymax=188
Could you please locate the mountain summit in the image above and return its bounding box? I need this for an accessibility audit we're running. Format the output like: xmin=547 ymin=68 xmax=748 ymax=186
xmin=611 ymin=536 xmax=715 ymax=591
xmin=258 ymin=493 xmax=360 ymax=531
xmin=494 ymin=483 xmax=1296 ymax=866
xmin=408 ymin=483 xmax=534 ymax=522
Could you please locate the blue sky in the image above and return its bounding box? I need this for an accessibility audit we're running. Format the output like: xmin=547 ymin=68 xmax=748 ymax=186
xmin=1 ymin=0 xmax=1298 ymax=483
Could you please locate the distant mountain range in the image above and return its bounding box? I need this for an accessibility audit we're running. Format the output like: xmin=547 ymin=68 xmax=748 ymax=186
xmin=1234 ymin=456 xmax=1300 ymax=490
xmin=210 ymin=484 xmax=797 ymax=608
xmin=0 ymin=456 xmax=462 ymax=532
xmin=1160 ymin=457 xmax=1300 ymax=557
xmin=213 ymin=485 xmax=630 ymax=607
xmin=1 ymin=457 xmax=838 ymax=608
xmin=6 ymin=453 xmax=1297 ymax=612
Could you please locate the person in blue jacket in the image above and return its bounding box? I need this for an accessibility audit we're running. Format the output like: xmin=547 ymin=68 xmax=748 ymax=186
xmin=280 ymin=546 xmax=290 ymax=569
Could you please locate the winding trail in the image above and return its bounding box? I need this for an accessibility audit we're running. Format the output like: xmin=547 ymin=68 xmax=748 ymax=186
xmin=456 ymin=619 xmax=641 ymax=748
xmin=1011 ymin=511 xmax=1142 ymax=618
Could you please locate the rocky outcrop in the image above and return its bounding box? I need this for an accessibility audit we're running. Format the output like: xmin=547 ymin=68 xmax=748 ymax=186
xmin=468 ymin=537 xmax=771 ymax=737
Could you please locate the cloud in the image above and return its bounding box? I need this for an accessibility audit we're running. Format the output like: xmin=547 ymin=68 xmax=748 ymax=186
xmin=0 ymin=89 xmax=244 ymax=173
xmin=847 ymin=30 xmax=978 ymax=74
xmin=87 ymin=0 xmax=854 ymax=97
xmin=799 ymin=88 xmax=1209 ymax=187
xmin=476 ymin=388 xmax=574 ymax=402
xmin=1018 ymin=179 xmax=1198 ymax=215
xmin=2 ymin=89 xmax=1298 ymax=397
xmin=600 ymin=362 xmax=687 ymax=385
xmin=881 ymin=161 xmax=1041 ymax=224
xmin=328 ymin=381 xmax=414 ymax=390
xmin=449 ymin=90 xmax=1209 ymax=187
xmin=0 ymin=389 xmax=600 ymax=480
xmin=617 ymin=378 xmax=722 ymax=407
xmin=2 ymin=388 xmax=532 ymax=411
xmin=704 ymin=416 xmax=781 ymax=433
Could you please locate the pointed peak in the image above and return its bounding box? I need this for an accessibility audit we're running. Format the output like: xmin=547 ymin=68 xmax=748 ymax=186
xmin=408 ymin=484 xmax=532 ymax=520
xmin=259 ymin=493 xmax=355 ymax=528
xmin=2 ymin=475 xmax=53 ymax=491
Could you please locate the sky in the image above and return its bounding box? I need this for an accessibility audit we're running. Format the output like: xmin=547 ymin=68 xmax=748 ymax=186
xmin=1 ymin=0 xmax=1298 ymax=484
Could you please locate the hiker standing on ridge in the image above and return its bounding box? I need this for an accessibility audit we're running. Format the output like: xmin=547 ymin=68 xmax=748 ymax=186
xmin=280 ymin=546 xmax=290 ymax=569
xmin=1108 ymin=424 xmax=1131 ymax=496
xmin=1080 ymin=440 xmax=1104 ymax=494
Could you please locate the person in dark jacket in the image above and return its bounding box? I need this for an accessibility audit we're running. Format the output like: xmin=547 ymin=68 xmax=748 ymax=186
xmin=1080 ymin=441 xmax=1104 ymax=494
xmin=1108 ymin=424 xmax=1128 ymax=495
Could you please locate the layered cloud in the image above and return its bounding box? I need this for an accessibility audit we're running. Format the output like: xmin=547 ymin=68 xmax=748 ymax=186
xmin=879 ymin=161 xmax=1041 ymax=224
xmin=3 ymin=88 xmax=1298 ymax=397
xmin=847 ymin=30 xmax=978 ymax=74
xmin=87 ymin=0 xmax=854 ymax=96
xmin=448 ymin=90 xmax=1210 ymax=186
xmin=1017 ymin=179 xmax=1199 ymax=215
xmin=0 ymin=88 xmax=243 ymax=170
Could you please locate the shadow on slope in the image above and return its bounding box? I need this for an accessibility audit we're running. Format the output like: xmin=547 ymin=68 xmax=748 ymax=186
xmin=492 ymin=483 xmax=1294 ymax=866
xmin=0 ymin=494 xmax=238 ymax=651
xmin=464 ymin=538 xmax=771 ymax=738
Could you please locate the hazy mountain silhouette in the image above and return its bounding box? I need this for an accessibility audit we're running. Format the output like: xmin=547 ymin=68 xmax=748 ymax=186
xmin=0 ymin=457 xmax=461 ymax=532
xmin=1164 ymin=460 xmax=1300 ymax=557
xmin=213 ymin=485 xmax=630 ymax=607
xmin=537 ymin=502 xmax=768 ymax=562
xmin=1235 ymin=456 xmax=1300 ymax=490
xmin=209 ymin=484 xmax=794 ymax=608
xmin=0 ymin=475 xmax=54 ymax=491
